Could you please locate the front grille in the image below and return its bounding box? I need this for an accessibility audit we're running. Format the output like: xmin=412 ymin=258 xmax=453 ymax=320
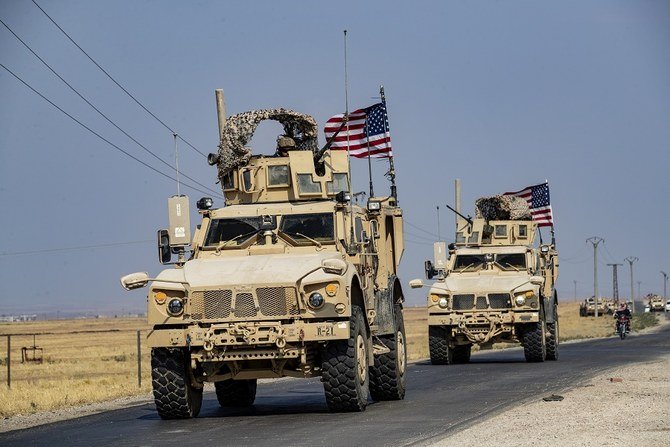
xmin=234 ymin=293 xmax=257 ymax=318
xmin=256 ymin=287 xmax=299 ymax=316
xmin=453 ymin=294 xmax=475 ymax=310
xmin=190 ymin=287 xmax=299 ymax=320
xmin=489 ymin=293 xmax=512 ymax=309
xmin=476 ymin=296 xmax=488 ymax=309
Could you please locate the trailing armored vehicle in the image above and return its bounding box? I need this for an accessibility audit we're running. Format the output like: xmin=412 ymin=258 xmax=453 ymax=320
xmin=579 ymin=297 xmax=608 ymax=317
xmin=121 ymin=94 xmax=407 ymax=418
xmin=411 ymin=195 xmax=559 ymax=363
xmin=646 ymin=294 xmax=664 ymax=312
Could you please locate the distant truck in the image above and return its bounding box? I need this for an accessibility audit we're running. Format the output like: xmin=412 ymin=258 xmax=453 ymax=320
xmin=411 ymin=212 xmax=559 ymax=363
xmin=647 ymin=294 xmax=665 ymax=312
xmin=579 ymin=297 xmax=608 ymax=317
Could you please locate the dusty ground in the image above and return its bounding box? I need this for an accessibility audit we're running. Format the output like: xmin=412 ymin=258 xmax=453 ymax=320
xmin=434 ymin=319 xmax=670 ymax=447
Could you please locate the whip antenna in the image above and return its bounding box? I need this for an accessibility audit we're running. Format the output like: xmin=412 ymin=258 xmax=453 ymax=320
xmin=173 ymin=132 xmax=180 ymax=195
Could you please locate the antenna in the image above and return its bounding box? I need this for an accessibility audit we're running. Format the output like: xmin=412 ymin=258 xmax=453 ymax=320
xmin=436 ymin=206 xmax=441 ymax=242
xmin=173 ymin=132 xmax=180 ymax=195
xmin=343 ymin=30 xmax=356 ymax=255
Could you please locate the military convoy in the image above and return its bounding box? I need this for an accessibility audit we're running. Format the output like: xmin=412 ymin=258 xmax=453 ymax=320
xmin=646 ymin=294 xmax=665 ymax=312
xmin=121 ymin=94 xmax=407 ymax=418
xmin=411 ymin=196 xmax=559 ymax=363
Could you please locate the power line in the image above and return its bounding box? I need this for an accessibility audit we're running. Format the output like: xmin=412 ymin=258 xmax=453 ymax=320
xmin=0 ymin=18 xmax=223 ymax=200
xmin=0 ymin=62 xmax=218 ymax=198
xmin=1 ymin=240 xmax=153 ymax=256
xmin=31 ymin=0 xmax=208 ymax=158
xmin=405 ymin=219 xmax=440 ymax=239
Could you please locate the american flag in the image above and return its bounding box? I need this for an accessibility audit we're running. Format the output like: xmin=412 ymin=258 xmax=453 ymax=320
xmin=323 ymin=102 xmax=392 ymax=158
xmin=504 ymin=182 xmax=554 ymax=227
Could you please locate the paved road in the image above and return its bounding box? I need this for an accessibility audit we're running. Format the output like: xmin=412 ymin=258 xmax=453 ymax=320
xmin=3 ymin=324 xmax=668 ymax=447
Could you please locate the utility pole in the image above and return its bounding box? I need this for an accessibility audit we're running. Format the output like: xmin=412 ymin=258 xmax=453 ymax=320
xmin=586 ymin=237 xmax=604 ymax=317
xmin=573 ymin=280 xmax=577 ymax=301
xmin=662 ymin=271 xmax=668 ymax=309
xmin=624 ymin=257 xmax=638 ymax=313
xmin=607 ymin=263 xmax=623 ymax=304
xmin=637 ymin=281 xmax=641 ymax=300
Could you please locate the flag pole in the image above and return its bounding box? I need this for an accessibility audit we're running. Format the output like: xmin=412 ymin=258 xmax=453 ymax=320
xmin=365 ymin=116 xmax=374 ymax=198
xmin=380 ymin=85 xmax=397 ymax=202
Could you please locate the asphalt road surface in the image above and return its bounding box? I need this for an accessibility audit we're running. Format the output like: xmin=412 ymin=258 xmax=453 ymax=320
xmin=3 ymin=324 xmax=668 ymax=447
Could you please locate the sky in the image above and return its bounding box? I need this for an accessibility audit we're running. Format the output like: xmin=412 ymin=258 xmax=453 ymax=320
xmin=0 ymin=0 xmax=668 ymax=315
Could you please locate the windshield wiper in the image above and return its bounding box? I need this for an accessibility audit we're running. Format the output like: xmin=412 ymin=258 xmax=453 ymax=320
xmin=281 ymin=230 xmax=323 ymax=249
xmin=503 ymin=262 xmax=521 ymax=272
xmin=456 ymin=262 xmax=475 ymax=273
xmin=215 ymin=229 xmax=259 ymax=252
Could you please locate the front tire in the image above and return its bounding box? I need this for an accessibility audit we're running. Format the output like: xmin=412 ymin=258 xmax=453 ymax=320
xmin=546 ymin=304 xmax=559 ymax=361
xmin=521 ymin=321 xmax=547 ymax=363
xmin=322 ymin=306 xmax=370 ymax=412
xmin=151 ymin=348 xmax=203 ymax=419
xmin=429 ymin=326 xmax=452 ymax=365
xmin=215 ymin=379 xmax=257 ymax=407
xmin=452 ymin=344 xmax=472 ymax=364
xmin=369 ymin=305 xmax=407 ymax=401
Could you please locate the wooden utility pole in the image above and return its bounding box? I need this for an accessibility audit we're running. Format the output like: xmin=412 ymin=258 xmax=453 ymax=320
xmin=586 ymin=237 xmax=604 ymax=317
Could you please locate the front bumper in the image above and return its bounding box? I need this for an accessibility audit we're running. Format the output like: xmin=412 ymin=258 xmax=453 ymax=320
xmin=147 ymin=319 xmax=350 ymax=349
xmin=428 ymin=311 xmax=540 ymax=344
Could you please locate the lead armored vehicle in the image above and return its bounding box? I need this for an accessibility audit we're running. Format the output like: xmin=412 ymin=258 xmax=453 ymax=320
xmin=411 ymin=197 xmax=559 ymax=363
xmin=121 ymin=97 xmax=407 ymax=418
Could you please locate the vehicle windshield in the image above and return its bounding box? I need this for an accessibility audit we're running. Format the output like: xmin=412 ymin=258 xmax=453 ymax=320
xmin=453 ymin=253 xmax=527 ymax=272
xmin=204 ymin=217 xmax=261 ymax=247
xmin=279 ymin=213 xmax=335 ymax=244
xmin=495 ymin=253 xmax=527 ymax=271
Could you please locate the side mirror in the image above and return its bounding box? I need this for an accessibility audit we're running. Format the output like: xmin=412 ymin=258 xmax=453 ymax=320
xmin=322 ymin=258 xmax=347 ymax=275
xmin=335 ymin=191 xmax=351 ymax=203
xmin=425 ymin=260 xmax=437 ymax=280
xmin=530 ymin=275 xmax=544 ymax=286
xmin=409 ymin=279 xmax=424 ymax=289
xmin=120 ymin=272 xmax=150 ymax=291
xmin=157 ymin=229 xmax=171 ymax=264
xmin=360 ymin=230 xmax=370 ymax=245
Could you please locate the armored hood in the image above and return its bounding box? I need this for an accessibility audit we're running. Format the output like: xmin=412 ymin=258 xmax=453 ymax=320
xmin=432 ymin=274 xmax=536 ymax=294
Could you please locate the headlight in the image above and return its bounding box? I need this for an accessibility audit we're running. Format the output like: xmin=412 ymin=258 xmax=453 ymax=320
xmin=308 ymin=292 xmax=325 ymax=309
xmin=167 ymin=298 xmax=184 ymax=316
xmin=438 ymin=297 xmax=449 ymax=309
xmin=515 ymin=290 xmax=534 ymax=306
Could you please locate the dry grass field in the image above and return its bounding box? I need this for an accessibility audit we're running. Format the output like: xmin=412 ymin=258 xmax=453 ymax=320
xmin=0 ymin=318 xmax=151 ymax=418
xmin=0 ymin=306 xmax=658 ymax=419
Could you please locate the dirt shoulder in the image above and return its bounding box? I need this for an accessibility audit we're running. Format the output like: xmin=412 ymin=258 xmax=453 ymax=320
xmin=433 ymin=319 xmax=670 ymax=447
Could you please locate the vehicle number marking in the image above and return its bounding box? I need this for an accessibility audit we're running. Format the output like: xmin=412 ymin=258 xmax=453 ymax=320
xmin=317 ymin=325 xmax=334 ymax=337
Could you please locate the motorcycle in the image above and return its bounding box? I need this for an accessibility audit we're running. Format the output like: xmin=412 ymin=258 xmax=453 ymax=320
xmin=615 ymin=315 xmax=630 ymax=340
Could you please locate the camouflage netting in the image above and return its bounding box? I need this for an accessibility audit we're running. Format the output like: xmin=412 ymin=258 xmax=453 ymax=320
xmin=475 ymin=195 xmax=531 ymax=221
xmin=215 ymin=109 xmax=318 ymax=182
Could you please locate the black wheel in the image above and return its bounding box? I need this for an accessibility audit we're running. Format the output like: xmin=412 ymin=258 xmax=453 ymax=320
xmin=618 ymin=323 xmax=626 ymax=340
xmin=321 ymin=306 xmax=370 ymax=412
xmin=215 ymin=379 xmax=257 ymax=407
xmin=546 ymin=304 xmax=559 ymax=361
xmin=521 ymin=321 xmax=547 ymax=363
xmin=370 ymin=305 xmax=407 ymax=401
xmin=151 ymin=348 xmax=203 ymax=419
xmin=452 ymin=344 xmax=472 ymax=364
xmin=429 ymin=326 xmax=452 ymax=365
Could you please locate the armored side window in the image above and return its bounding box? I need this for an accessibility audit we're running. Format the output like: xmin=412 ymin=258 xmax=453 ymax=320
xmin=518 ymin=225 xmax=528 ymax=238
xmin=297 ymin=174 xmax=322 ymax=194
xmin=268 ymin=165 xmax=290 ymax=187
xmin=355 ymin=217 xmax=364 ymax=242
xmin=222 ymin=172 xmax=236 ymax=191
xmin=326 ymin=173 xmax=350 ymax=194
xmin=455 ymin=232 xmax=466 ymax=244
xmin=242 ymin=169 xmax=254 ymax=192
xmin=494 ymin=225 xmax=507 ymax=238
xmin=467 ymin=231 xmax=479 ymax=244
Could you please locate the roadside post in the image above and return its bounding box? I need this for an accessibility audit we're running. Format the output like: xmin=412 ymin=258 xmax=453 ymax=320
xmin=137 ymin=330 xmax=142 ymax=388
xmin=6 ymin=335 xmax=10 ymax=388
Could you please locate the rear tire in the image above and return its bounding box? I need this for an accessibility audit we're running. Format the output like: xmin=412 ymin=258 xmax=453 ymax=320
xmin=429 ymin=326 xmax=452 ymax=365
xmin=521 ymin=321 xmax=547 ymax=363
xmin=151 ymin=348 xmax=203 ymax=419
xmin=215 ymin=379 xmax=257 ymax=407
xmin=452 ymin=344 xmax=471 ymax=364
xmin=546 ymin=304 xmax=559 ymax=361
xmin=370 ymin=305 xmax=407 ymax=401
xmin=322 ymin=306 xmax=369 ymax=412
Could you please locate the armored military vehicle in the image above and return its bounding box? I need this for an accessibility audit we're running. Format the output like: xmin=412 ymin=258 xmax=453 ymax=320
xmin=411 ymin=197 xmax=559 ymax=363
xmin=579 ymin=297 xmax=608 ymax=317
xmin=120 ymin=95 xmax=407 ymax=418
xmin=647 ymin=294 xmax=664 ymax=312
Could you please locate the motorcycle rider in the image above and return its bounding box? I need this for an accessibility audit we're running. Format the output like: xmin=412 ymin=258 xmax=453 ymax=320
xmin=613 ymin=302 xmax=632 ymax=333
